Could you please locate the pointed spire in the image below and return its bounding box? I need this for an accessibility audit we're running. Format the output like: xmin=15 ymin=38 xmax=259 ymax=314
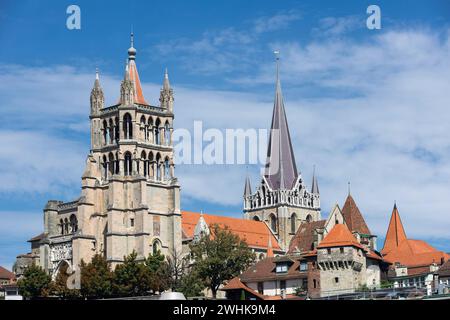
xmin=121 ymin=33 xmax=148 ymax=105
xmin=163 ymin=67 xmax=171 ymax=90
xmin=264 ymin=51 xmax=298 ymax=190
xmin=311 ymin=165 xmax=319 ymax=194
xmin=123 ymin=60 xmax=130 ymax=80
xmin=342 ymin=193 xmax=371 ymax=235
xmin=90 ymin=68 xmax=104 ymax=115
xmin=382 ymin=203 xmax=408 ymax=255
xmin=244 ymin=174 xmax=252 ymax=197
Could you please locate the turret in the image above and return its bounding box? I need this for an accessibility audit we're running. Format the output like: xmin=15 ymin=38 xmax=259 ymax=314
xmin=90 ymin=69 xmax=104 ymax=116
xmin=90 ymin=69 xmax=104 ymax=150
xmin=160 ymin=68 xmax=174 ymax=112
xmin=120 ymin=61 xmax=134 ymax=105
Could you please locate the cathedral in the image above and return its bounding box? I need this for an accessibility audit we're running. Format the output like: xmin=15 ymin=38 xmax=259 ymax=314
xmin=15 ymin=35 xmax=295 ymax=287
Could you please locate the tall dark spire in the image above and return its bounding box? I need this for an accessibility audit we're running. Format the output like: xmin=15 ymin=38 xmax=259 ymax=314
xmin=264 ymin=51 xmax=298 ymax=190
xmin=244 ymin=174 xmax=252 ymax=197
xmin=311 ymin=166 xmax=319 ymax=194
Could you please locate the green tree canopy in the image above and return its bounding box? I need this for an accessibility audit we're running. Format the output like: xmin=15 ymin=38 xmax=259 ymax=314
xmin=113 ymin=251 xmax=150 ymax=296
xmin=189 ymin=224 xmax=255 ymax=298
xmin=17 ymin=264 xmax=52 ymax=299
xmin=80 ymin=254 xmax=113 ymax=299
xmin=144 ymin=250 xmax=171 ymax=294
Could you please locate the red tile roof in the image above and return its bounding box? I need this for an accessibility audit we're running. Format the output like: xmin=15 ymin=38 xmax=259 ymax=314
xmin=342 ymin=195 xmax=371 ymax=235
xmin=221 ymin=277 xmax=266 ymax=300
xmin=317 ymin=223 xmax=364 ymax=249
xmin=181 ymin=211 xmax=281 ymax=250
xmin=0 ymin=266 xmax=15 ymax=281
xmin=288 ymin=220 xmax=325 ymax=254
xmin=382 ymin=205 xmax=449 ymax=267
xmin=239 ymin=256 xmax=308 ymax=282
xmin=128 ymin=60 xmax=149 ymax=105
xmin=382 ymin=204 xmax=407 ymax=255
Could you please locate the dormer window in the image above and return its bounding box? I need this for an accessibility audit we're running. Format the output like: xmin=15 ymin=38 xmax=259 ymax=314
xmin=299 ymin=261 xmax=308 ymax=271
xmin=276 ymin=263 xmax=289 ymax=273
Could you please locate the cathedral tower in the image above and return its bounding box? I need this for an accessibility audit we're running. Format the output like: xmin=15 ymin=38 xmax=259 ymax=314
xmin=32 ymin=34 xmax=181 ymax=287
xmin=243 ymin=54 xmax=321 ymax=251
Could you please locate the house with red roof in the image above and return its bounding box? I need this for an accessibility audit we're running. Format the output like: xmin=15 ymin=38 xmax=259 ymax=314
xmin=381 ymin=204 xmax=449 ymax=294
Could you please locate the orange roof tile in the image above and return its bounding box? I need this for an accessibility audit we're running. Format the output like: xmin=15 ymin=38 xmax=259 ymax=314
xmin=181 ymin=211 xmax=281 ymax=250
xmin=128 ymin=60 xmax=149 ymax=105
xmin=221 ymin=277 xmax=266 ymax=300
xmin=317 ymin=223 xmax=364 ymax=249
xmin=381 ymin=205 xmax=449 ymax=267
xmin=382 ymin=204 xmax=407 ymax=255
xmin=342 ymin=195 xmax=371 ymax=235
xmin=0 ymin=266 xmax=15 ymax=280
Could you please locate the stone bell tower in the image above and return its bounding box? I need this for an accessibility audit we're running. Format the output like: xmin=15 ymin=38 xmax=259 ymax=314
xmin=86 ymin=33 xmax=182 ymax=268
xmin=243 ymin=53 xmax=321 ymax=251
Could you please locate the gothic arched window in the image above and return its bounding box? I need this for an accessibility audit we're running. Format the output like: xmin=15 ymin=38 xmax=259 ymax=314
xmin=306 ymin=214 xmax=312 ymax=223
xmin=291 ymin=213 xmax=297 ymax=234
xmin=253 ymin=215 xmax=260 ymax=221
xmin=123 ymin=113 xmax=133 ymax=139
xmin=154 ymin=118 xmax=161 ymax=145
xmin=156 ymin=153 xmax=161 ymax=180
xmin=164 ymin=157 xmax=170 ymax=180
xmin=102 ymin=155 xmax=108 ymax=178
xmin=115 ymin=117 xmax=119 ymax=143
xmin=164 ymin=121 xmax=170 ymax=146
xmin=70 ymin=214 xmax=78 ymax=233
xmin=148 ymin=152 xmax=154 ymax=178
xmin=269 ymin=214 xmax=277 ymax=233
xmin=60 ymin=219 xmax=64 ymax=235
xmin=124 ymin=152 xmax=132 ymax=176
xmin=141 ymin=151 xmax=147 ymax=177
xmin=103 ymin=120 xmax=108 ymax=144
xmin=64 ymin=218 xmax=69 ymax=234
xmin=108 ymin=153 xmax=114 ymax=176
xmin=152 ymin=240 xmax=161 ymax=255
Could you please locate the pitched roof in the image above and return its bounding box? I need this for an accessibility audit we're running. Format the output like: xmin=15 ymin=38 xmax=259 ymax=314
xmin=264 ymin=58 xmax=298 ymax=190
xmin=381 ymin=205 xmax=449 ymax=267
xmin=181 ymin=211 xmax=281 ymax=250
xmin=288 ymin=220 xmax=325 ymax=254
xmin=341 ymin=194 xmax=371 ymax=235
xmin=438 ymin=259 xmax=450 ymax=277
xmin=28 ymin=232 xmax=45 ymax=242
xmin=124 ymin=33 xmax=149 ymax=106
xmin=239 ymin=256 xmax=308 ymax=282
xmin=0 ymin=266 xmax=15 ymax=280
xmin=317 ymin=223 xmax=364 ymax=249
xmin=221 ymin=277 xmax=266 ymax=300
xmin=382 ymin=204 xmax=407 ymax=255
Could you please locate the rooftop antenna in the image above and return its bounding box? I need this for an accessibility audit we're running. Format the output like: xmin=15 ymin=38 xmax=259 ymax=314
xmin=348 ymin=181 xmax=351 ymax=196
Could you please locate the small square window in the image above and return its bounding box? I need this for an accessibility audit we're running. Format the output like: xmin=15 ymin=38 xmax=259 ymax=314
xmin=340 ymin=247 xmax=344 ymax=253
xmin=300 ymin=261 xmax=308 ymax=271
xmin=334 ymin=277 xmax=339 ymax=284
xmin=327 ymin=248 xmax=331 ymax=254
xmin=130 ymin=218 xmax=134 ymax=227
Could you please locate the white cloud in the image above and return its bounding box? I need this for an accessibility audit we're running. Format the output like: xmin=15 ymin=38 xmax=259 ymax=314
xmin=0 ymin=26 xmax=449 ymax=246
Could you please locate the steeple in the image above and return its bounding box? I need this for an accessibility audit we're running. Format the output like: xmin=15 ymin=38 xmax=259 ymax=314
xmin=382 ymin=203 xmax=408 ymax=255
xmin=160 ymin=68 xmax=174 ymax=111
xmin=342 ymin=193 xmax=371 ymax=235
xmin=243 ymin=174 xmax=252 ymax=197
xmin=311 ymin=166 xmax=319 ymax=194
xmin=120 ymin=33 xmax=149 ymax=106
xmin=120 ymin=60 xmax=134 ymax=105
xmin=90 ymin=68 xmax=104 ymax=115
xmin=264 ymin=51 xmax=298 ymax=190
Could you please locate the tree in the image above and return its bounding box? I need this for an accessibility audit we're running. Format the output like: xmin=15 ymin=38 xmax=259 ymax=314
xmin=167 ymin=249 xmax=189 ymax=291
xmin=144 ymin=250 xmax=171 ymax=294
xmin=176 ymin=268 xmax=205 ymax=298
xmin=113 ymin=251 xmax=150 ymax=296
xmin=80 ymin=254 xmax=113 ymax=299
xmin=189 ymin=224 xmax=256 ymax=298
xmin=17 ymin=264 xmax=52 ymax=299
xmin=52 ymin=262 xmax=79 ymax=299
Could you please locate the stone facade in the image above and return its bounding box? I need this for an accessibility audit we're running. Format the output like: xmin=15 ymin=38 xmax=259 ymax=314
xmin=15 ymin=36 xmax=181 ymax=288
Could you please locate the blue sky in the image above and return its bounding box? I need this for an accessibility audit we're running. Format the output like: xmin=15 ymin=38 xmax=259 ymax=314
xmin=0 ymin=0 xmax=450 ymax=270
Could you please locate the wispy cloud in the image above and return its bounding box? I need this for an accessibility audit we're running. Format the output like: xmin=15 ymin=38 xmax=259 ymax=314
xmin=0 ymin=24 xmax=449 ymax=270
xmin=151 ymin=10 xmax=301 ymax=75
